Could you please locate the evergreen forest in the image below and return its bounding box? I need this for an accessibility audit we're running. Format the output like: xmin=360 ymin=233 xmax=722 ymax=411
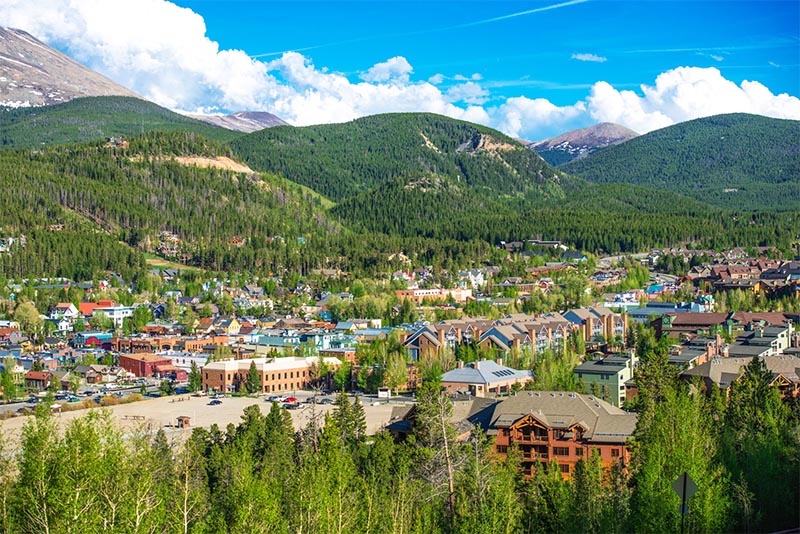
xmin=0 ymin=350 xmax=797 ymax=534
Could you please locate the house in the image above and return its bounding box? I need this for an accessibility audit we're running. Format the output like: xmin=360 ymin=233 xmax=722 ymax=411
xmin=440 ymin=359 xmax=534 ymax=397
xmin=24 ymin=370 xmax=52 ymax=391
xmin=681 ymin=354 xmax=800 ymax=399
xmin=573 ymin=353 xmax=636 ymax=407
xmin=49 ymin=303 xmax=79 ymax=321
xmin=214 ymin=317 xmax=242 ymax=336
xmin=561 ymin=250 xmax=588 ymax=263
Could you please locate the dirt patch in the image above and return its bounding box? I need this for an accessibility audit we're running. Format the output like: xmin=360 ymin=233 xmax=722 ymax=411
xmin=172 ymin=156 xmax=254 ymax=174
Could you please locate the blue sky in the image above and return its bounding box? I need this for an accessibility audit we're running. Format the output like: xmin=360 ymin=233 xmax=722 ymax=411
xmin=187 ymin=0 xmax=799 ymax=105
xmin=3 ymin=0 xmax=799 ymax=139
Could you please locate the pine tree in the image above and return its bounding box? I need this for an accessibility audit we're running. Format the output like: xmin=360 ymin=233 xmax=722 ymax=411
xmin=188 ymin=360 xmax=202 ymax=392
xmin=245 ymin=360 xmax=261 ymax=395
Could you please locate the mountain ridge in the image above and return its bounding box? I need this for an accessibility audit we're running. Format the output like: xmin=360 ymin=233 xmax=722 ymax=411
xmin=529 ymin=122 xmax=639 ymax=166
xmin=187 ymin=111 xmax=289 ymax=132
xmin=561 ymin=113 xmax=800 ymax=210
xmin=0 ymin=26 xmax=139 ymax=108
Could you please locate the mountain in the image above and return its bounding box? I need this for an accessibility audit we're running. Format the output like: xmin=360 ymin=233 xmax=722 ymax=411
xmin=188 ymin=111 xmax=289 ymax=132
xmin=0 ymin=27 xmax=138 ymax=108
xmin=231 ymin=112 xmax=572 ymax=202
xmin=529 ymin=122 xmax=639 ymax=166
xmin=561 ymin=113 xmax=800 ymax=211
xmin=0 ymin=96 xmax=240 ymax=147
xmin=0 ymin=130 xmax=341 ymax=278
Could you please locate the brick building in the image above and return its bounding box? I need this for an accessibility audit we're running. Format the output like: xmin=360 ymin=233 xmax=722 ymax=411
xmin=202 ymin=356 xmax=341 ymax=394
xmin=118 ymin=353 xmax=173 ymax=378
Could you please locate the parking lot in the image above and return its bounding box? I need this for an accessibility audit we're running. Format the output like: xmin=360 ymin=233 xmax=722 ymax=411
xmin=0 ymin=391 xmax=411 ymax=450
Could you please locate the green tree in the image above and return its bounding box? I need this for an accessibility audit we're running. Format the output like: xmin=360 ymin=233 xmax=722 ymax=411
xmin=14 ymin=301 xmax=42 ymax=337
xmin=1 ymin=357 xmax=17 ymax=403
xmin=188 ymin=360 xmax=202 ymax=393
xmin=89 ymin=311 xmax=113 ymax=332
xmin=629 ymin=387 xmax=732 ymax=533
xmin=245 ymin=361 xmax=261 ymax=395
xmin=159 ymin=380 xmax=175 ymax=396
xmin=721 ymin=356 xmax=800 ymax=531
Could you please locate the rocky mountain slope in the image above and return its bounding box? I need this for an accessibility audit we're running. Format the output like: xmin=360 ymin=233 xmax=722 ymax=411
xmin=188 ymin=111 xmax=289 ymax=132
xmin=0 ymin=26 xmax=138 ymax=108
xmin=529 ymin=122 xmax=639 ymax=166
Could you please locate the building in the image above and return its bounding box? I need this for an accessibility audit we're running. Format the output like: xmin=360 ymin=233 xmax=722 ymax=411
xmin=24 ymin=370 xmax=52 ymax=391
xmin=440 ymin=359 xmax=534 ymax=397
xmin=573 ymin=353 xmax=636 ymax=407
xmin=202 ymin=356 xmax=342 ymax=394
xmin=486 ymin=391 xmax=637 ymax=479
xmin=73 ymin=331 xmax=114 ymax=348
xmin=395 ymin=288 xmax=473 ymax=305
xmin=118 ymin=353 xmax=173 ymax=378
xmin=681 ymin=354 xmax=800 ymax=399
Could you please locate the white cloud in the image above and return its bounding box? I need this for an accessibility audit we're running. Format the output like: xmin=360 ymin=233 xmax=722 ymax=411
xmin=492 ymin=97 xmax=586 ymax=139
xmin=572 ymin=53 xmax=607 ymax=63
xmin=446 ymin=82 xmax=489 ymax=105
xmin=587 ymin=66 xmax=800 ymax=133
xmin=709 ymin=54 xmax=724 ymax=62
xmin=1 ymin=2 xmax=798 ymax=142
xmin=359 ymin=56 xmax=413 ymax=84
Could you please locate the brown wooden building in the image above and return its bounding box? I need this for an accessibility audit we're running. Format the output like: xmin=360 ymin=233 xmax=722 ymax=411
xmin=485 ymin=391 xmax=637 ymax=479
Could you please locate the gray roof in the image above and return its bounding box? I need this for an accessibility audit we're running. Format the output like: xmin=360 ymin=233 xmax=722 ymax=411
xmin=441 ymin=359 xmax=533 ymax=386
xmin=574 ymin=354 xmax=631 ymax=375
xmin=485 ymin=391 xmax=637 ymax=444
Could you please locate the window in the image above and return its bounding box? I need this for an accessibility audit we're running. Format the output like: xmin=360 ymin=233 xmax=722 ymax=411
xmin=611 ymin=448 xmax=620 ymax=458
xmin=553 ymin=447 xmax=569 ymax=456
xmin=496 ymin=445 xmax=508 ymax=454
xmin=575 ymin=448 xmax=583 ymax=457
xmin=559 ymin=464 xmax=570 ymax=474
xmin=271 ymin=373 xmax=275 ymax=380
xmin=219 ymin=374 xmax=223 ymax=380
xmin=284 ymin=372 xmax=287 ymax=379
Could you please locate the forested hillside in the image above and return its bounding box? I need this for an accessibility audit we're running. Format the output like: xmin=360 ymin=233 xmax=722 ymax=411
xmin=0 ymin=96 xmax=240 ymax=148
xmin=334 ymin=176 xmax=798 ymax=253
xmin=562 ymin=113 xmax=800 ymax=210
xmin=230 ymin=112 xmax=570 ymax=202
xmin=0 ymin=131 xmax=338 ymax=278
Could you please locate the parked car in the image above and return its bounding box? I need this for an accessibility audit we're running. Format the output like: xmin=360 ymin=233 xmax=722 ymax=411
xmin=212 ymin=393 xmax=226 ymax=399
xmin=284 ymin=397 xmax=298 ymax=403
xmin=208 ymin=399 xmax=223 ymax=406
xmin=268 ymin=395 xmax=287 ymax=402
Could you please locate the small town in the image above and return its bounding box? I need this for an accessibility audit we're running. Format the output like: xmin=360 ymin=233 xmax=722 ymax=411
xmin=1 ymin=246 xmax=798 ymax=492
xmin=1 ymin=0 xmax=798 ymax=531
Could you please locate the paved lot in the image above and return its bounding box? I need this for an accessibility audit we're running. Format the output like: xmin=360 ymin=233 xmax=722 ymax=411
xmin=0 ymin=393 xmax=411 ymax=450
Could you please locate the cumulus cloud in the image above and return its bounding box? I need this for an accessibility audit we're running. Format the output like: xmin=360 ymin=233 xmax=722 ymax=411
xmin=446 ymin=82 xmax=489 ymax=105
xmin=359 ymin=56 xmax=413 ymax=83
xmin=492 ymin=97 xmax=586 ymax=138
xmin=587 ymin=66 xmax=800 ymax=133
xmin=1 ymin=2 xmax=798 ymax=141
xmin=572 ymin=53 xmax=607 ymax=63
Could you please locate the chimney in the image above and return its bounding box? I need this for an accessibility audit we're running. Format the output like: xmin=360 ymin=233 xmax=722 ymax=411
xmin=457 ymin=360 xmax=464 ymax=369
xmin=474 ymin=360 xmax=481 ymax=370
xmin=497 ymin=358 xmax=503 ymax=366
